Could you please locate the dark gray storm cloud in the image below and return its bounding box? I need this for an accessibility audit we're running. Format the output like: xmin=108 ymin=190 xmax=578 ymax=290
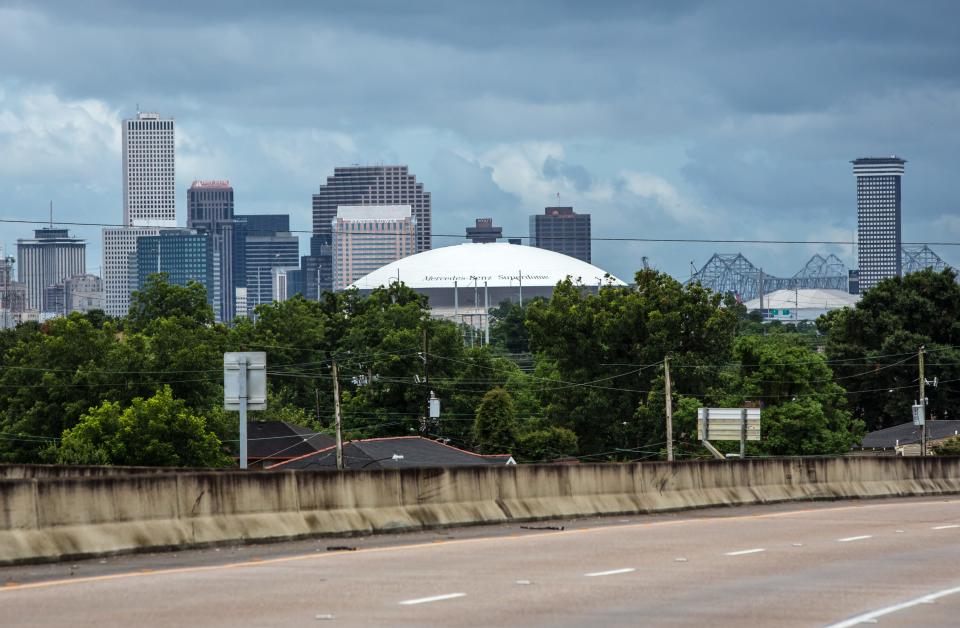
xmin=1 ymin=0 xmax=959 ymax=279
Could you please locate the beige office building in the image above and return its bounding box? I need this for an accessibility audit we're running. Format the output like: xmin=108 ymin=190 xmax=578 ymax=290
xmin=332 ymin=205 xmax=415 ymax=291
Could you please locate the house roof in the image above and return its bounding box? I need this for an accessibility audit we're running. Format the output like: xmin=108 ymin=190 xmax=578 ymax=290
xmin=859 ymin=420 xmax=960 ymax=449
xmin=246 ymin=421 xmax=336 ymax=460
xmin=266 ymin=436 xmax=515 ymax=470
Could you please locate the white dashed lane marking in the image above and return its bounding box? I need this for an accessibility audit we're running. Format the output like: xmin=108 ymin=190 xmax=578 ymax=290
xmin=398 ymin=593 xmax=466 ymax=606
xmin=584 ymin=568 xmax=636 ymax=577
xmin=837 ymin=535 xmax=873 ymax=543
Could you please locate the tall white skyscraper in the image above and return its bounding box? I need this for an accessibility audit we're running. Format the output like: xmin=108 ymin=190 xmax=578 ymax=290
xmin=104 ymin=111 xmax=176 ymax=316
xmin=102 ymin=226 xmax=161 ymax=317
xmin=854 ymin=157 xmax=905 ymax=293
xmin=123 ymin=111 xmax=176 ymax=227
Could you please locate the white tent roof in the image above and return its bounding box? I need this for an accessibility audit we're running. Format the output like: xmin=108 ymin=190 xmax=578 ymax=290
xmin=350 ymin=243 xmax=625 ymax=290
xmin=743 ymin=288 xmax=860 ymax=310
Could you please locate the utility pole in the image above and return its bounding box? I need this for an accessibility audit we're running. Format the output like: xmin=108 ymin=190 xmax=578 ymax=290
xmin=664 ymin=355 xmax=674 ymax=462
xmin=332 ymin=359 xmax=343 ymax=471
xmin=422 ymin=327 xmax=429 ymax=385
xmin=421 ymin=328 xmax=430 ymax=435
xmin=919 ymin=346 xmax=926 ymax=458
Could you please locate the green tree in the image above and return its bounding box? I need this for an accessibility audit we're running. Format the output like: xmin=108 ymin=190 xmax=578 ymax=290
xmin=933 ymin=437 xmax=960 ymax=456
xmin=526 ymin=270 xmax=740 ymax=455
xmin=734 ymin=335 xmax=864 ymax=456
xmin=0 ymin=314 xmax=122 ymax=462
xmin=472 ymin=387 xmax=519 ymax=454
xmin=57 ymin=386 xmax=230 ymax=467
xmin=515 ymin=426 xmax=578 ymax=462
xmin=819 ymin=268 xmax=960 ymax=430
xmin=127 ymin=273 xmax=214 ymax=331
xmin=489 ymin=299 xmax=531 ymax=354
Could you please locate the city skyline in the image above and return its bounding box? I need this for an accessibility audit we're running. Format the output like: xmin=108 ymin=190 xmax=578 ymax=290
xmin=1 ymin=2 xmax=959 ymax=284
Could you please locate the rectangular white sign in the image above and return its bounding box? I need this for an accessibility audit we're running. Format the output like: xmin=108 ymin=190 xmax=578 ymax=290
xmin=224 ymin=352 xmax=267 ymax=411
xmin=698 ymin=407 xmax=761 ymax=441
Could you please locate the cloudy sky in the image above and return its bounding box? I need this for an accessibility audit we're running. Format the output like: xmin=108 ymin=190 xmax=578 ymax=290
xmin=1 ymin=0 xmax=959 ymax=281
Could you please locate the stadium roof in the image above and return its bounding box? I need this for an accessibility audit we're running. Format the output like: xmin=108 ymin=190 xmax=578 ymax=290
xmin=350 ymin=242 xmax=625 ymax=290
xmin=743 ymin=288 xmax=860 ymax=311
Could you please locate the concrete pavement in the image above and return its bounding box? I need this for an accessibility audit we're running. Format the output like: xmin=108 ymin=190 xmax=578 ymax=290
xmin=3 ymin=497 xmax=960 ymax=627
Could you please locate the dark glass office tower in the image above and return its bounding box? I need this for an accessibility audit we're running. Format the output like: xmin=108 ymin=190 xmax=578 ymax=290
xmin=529 ymin=206 xmax=591 ymax=263
xmin=309 ymin=165 xmax=431 ymax=294
xmin=187 ymin=180 xmax=236 ymax=322
xmin=234 ymin=214 xmax=299 ymax=317
xmin=136 ymin=230 xmax=216 ymax=313
xmin=853 ymin=157 xmax=905 ymax=293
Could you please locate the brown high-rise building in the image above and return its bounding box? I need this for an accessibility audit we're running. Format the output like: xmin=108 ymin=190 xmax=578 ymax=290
xmin=309 ymin=165 xmax=431 ymax=295
xmin=529 ymin=206 xmax=591 ymax=263
xmin=466 ymin=218 xmax=502 ymax=243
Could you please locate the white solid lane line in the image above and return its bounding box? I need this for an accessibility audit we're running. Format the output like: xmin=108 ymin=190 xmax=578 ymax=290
xmin=826 ymin=584 xmax=960 ymax=628
xmin=724 ymin=548 xmax=766 ymax=556
xmin=932 ymin=524 xmax=960 ymax=530
xmin=584 ymin=568 xmax=636 ymax=577
xmin=398 ymin=592 xmax=466 ymax=606
xmin=837 ymin=535 xmax=873 ymax=543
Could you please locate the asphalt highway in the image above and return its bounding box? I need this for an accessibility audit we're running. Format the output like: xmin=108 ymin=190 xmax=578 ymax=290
xmin=3 ymin=497 xmax=960 ymax=627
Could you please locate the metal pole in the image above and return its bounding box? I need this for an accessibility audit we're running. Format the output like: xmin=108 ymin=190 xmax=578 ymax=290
xmin=421 ymin=329 xmax=431 ymax=434
xmin=740 ymin=408 xmax=747 ymax=458
xmin=332 ymin=359 xmax=343 ymax=471
xmin=239 ymin=357 xmax=248 ymax=469
xmin=664 ymin=355 xmax=673 ymax=462
xmin=920 ymin=346 xmax=926 ymax=457
xmin=454 ymin=280 xmax=459 ymax=322
xmin=484 ymin=281 xmax=490 ymax=346
xmin=518 ymin=270 xmax=523 ymax=308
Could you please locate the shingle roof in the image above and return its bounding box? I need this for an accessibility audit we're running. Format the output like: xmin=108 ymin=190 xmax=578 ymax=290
xmin=266 ymin=436 xmax=515 ymax=470
xmin=859 ymin=420 xmax=960 ymax=449
xmin=246 ymin=421 xmax=336 ymax=461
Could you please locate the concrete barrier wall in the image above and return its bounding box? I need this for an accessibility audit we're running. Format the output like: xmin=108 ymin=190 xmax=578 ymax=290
xmin=1 ymin=457 xmax=959 ymax=565
xmin=0 ymin=464 xmax=220 ymax=479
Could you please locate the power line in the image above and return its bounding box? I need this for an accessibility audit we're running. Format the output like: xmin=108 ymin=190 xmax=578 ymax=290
xmin=3 ymin=217 xmax=960 ymax=247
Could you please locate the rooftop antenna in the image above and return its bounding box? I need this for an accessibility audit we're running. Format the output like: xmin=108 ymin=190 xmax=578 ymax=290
xmin=136 ymin=102 xmax=140 ymax=115
xmin=49 ymin=200 xmax=53 ymax=228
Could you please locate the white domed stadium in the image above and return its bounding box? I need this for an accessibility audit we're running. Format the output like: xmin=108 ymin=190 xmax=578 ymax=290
xmin=350 ymin=242 xmax=625 ymax=323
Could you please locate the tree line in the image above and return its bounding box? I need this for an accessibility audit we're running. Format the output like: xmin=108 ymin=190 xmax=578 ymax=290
xmin=0 ymin=266 xmax=956 ymax=466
